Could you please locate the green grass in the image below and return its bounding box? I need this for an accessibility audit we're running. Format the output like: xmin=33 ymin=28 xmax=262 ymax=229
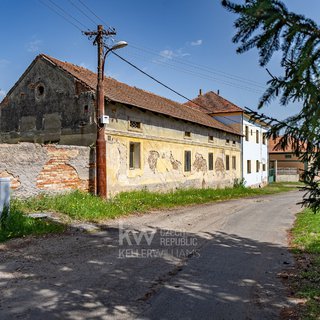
xmin=0 ymin=202 xmax=65 ymax=243
xmin=0 ymin=182 xmax=299 ymax=243
xmin=12 ymin=182 xmax=299 ymax=223
xmin=291 ymin=209 xmax=320 ymax=319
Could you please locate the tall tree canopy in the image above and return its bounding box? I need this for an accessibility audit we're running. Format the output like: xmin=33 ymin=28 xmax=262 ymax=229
xmin=222 ymin=0 xmax=320 ymax=212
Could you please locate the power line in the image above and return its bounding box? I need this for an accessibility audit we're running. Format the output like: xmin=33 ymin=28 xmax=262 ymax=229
xmin=71 ymin=0 xmax=266 ymax=91
xmin=128 ymin=44 xmax=266 ymax=89
xmin=111 ymin=51 xmax=242 ymax=125
xmin=37 ymin=0 xmax=83 ymax=31
xmin=46 ymin=0 xmax=89 ymax=30
xmin=122 ymin=50 xmax=264 ymax=94
xmin=76 ymin=0 xmax=110 ymax=27
xmin=66 ymin=0 xmax=97 ymax=26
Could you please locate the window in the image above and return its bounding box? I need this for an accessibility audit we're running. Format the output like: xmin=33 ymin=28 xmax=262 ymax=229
xmin=262 ymin=163 xmax=266 ymax=171
xmin=256 ymin=160 xmax=260 ymax=172
xmin=285 ymin=154 xmax=292 ymax=159
xmin=232 ymin=156 xmax=236 ymax=170
xmin=232 ymin=140 xmax=236 ymax=145
xmin=245 ymin=126 xmax=249 ymax=141
xmin=184 ymin=131 xmax=191 ymax=138
xmin=226 ymin=155 xmax=230 ymax=171
xmin=129 ymin=120 xmax=141 ymax=130
xmin=226 ymin=139 xmax=230 ymax=144
xmin=262 ymin=133 xmax=266 ymax=145
xmin=247 ymin=160 xmax=251 ymax=174
xmin=256 ymin=130 xmax=259 ymax=143
xmin=184 ymin=151 xmax=191 ymax=172
xmin=208 ymin=153 xmax=214 ymax=171
xmin=208 ymin=135 xmax=214 ymax=143
xmin=129 ymin=142 xmax=141 ymax=169
xmin=251 ymin=129 xmax=253 ymax=136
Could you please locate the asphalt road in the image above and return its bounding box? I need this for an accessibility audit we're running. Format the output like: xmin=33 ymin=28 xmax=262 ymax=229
xmin=0 ymin=191 xmax=302 ymax=320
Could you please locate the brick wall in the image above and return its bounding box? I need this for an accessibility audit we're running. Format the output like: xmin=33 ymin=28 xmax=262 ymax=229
xmin=0 ymin=143 xmax=95 ymax=198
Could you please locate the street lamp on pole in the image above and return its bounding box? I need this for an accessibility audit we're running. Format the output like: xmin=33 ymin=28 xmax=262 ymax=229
xmin=95 ymin=25 xmax=127 ymax=198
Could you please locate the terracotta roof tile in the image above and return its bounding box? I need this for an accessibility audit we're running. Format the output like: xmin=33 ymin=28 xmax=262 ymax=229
xmin=185 ymin=91 xmax=244 ymax=114
xmin=40 ymin=54 xmax=240 ymax=135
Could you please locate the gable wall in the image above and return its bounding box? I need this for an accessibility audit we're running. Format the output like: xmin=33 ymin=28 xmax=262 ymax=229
xmin=0 ymin=58 xmax=96 ymax=146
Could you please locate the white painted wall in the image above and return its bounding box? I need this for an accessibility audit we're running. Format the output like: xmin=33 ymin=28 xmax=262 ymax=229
xmin=242 ymin=118 xmax=268 ymax=187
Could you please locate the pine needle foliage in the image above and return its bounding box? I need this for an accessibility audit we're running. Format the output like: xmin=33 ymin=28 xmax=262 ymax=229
xmin=222 ymin=0 xmax=320 ymax=212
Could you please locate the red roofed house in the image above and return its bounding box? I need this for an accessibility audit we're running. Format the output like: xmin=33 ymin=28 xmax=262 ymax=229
xmin=186 ymin=90 xmax=269 ymax=187
xmin=268 ymin=136 xmax=307 ymax=182
xmin=0 ymin=54 xmax=242 ymax=196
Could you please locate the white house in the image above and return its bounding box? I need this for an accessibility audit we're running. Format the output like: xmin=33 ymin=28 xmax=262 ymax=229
xmin=242 ymin=114 xmax=268 ymax=187
xmin=186 ymin=91 xmax=269 ymax=187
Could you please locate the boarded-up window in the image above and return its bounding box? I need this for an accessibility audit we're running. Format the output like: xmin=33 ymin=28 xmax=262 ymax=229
xmin=184 ymin=151 xmax=191 ymax=172
xmin=232 ymin=156 xmax=236 ymax=170
xmin=226 ymin=155 xmax=230 ymax=171
xmin=208 ymin=153 xmax=214 ymax=171
xmin=129 ymin=142 xmax=141 ymax=169
xmin=247 ymin=160 xmax=251 ymax=174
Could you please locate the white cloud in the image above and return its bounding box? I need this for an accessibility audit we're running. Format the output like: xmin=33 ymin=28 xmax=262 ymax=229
xmin=190 ymin=39 xmax=203 ymax=46
xmin=26 ymin=39 xmax=42 ymax=53
xmin=158 ymin=48 xmax=190 ymax=62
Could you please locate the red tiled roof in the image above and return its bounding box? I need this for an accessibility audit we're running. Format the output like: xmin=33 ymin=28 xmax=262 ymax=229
xmin=185 ymin=91 xmax=244 ymax=114
xmin=39 ymin=54 xmax=240 ymax=135
xmin=268 ymin=136 xmax=307 ymax=153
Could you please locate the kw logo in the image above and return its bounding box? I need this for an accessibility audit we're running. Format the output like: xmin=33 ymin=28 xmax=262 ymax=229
xmin=119 ymin=223 xmax=156 ymax=246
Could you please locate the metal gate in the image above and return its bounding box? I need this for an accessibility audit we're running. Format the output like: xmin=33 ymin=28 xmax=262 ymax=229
xmin=268 ymin=168 xmax=275 ymax=183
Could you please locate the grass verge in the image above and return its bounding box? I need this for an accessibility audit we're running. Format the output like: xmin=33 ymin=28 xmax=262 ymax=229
xmin=289 ymin=209 xmax=320 ymax=319
xmin=13 ymin=182 xmax=299 ymax=223
xmin=0 ymin=202 xmax=65 ymax=243
xmin=1 ymin=182 xmax=299 ymax=243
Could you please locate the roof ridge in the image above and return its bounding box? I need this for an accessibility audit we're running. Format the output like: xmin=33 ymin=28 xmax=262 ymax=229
xmin=37 ymin=53 xmax=241 ymax=136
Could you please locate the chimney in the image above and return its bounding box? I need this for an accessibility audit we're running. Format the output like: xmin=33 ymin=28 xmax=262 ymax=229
xmin=199 ymin=89 xmax=202 ymax=96
xmin=217 ymin=89 xmax=220 ymax=95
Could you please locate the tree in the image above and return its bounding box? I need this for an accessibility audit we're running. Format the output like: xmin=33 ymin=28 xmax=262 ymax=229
xmin=221 ymin=0 xmax=320 ymax=212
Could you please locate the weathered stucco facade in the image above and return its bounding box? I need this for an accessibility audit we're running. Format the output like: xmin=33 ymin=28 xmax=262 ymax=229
xmin=105 ymin=103 xmax=241 ymax=194
xmin=0 ymin=54 xmax=242 ymax=196
xmin=0 ymin=143 xmax=94 ymax=197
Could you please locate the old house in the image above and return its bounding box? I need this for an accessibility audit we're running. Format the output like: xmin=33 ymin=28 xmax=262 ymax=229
xmin=186 ymin=91 xmax=269 ymax=187
xmin=268 ymin=136 xmax=306 ymax=182
xmin=0 ymin=54 xmax=242 ymax=196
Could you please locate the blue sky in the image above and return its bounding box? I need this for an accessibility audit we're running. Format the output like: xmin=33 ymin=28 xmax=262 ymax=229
xmin=0 ymin=0 xmax=319 ymax=120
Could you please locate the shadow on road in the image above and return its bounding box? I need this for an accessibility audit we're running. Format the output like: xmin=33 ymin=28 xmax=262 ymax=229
xmin=0 ymin=225 xmax=293 ymax=319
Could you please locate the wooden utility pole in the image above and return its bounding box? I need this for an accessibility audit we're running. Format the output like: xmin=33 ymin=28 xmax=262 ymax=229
xmin=84 ymin=25 xmax=116 ymax=198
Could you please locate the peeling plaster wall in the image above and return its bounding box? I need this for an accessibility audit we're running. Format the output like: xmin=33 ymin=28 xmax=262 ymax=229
xmin=0 ymin=143 xmax=94 ymax=198
xmin=105 ymin=103 xmax=241 ymax=195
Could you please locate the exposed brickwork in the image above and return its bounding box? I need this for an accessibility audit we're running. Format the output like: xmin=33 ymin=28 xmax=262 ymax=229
xmin=37 ymin=161 xmax=88 ymax=191
xmin=0 ymin=170 xmax=21 ymax=189
xmin=0 ymin=143 xmax=94 ymax=198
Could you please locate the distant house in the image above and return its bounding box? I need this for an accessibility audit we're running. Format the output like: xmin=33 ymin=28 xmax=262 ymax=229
xmin=186 ymin=91 xmax=269 ymax=187
xmin=268 ymin=136 xmax=306 ymax=182
xmin=0 ymin=54 xmax=242 ymax=195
